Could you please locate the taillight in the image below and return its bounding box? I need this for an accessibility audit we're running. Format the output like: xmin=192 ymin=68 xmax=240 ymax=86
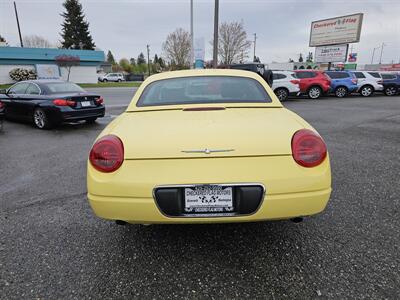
xmin=89 ymin=135 xmax=124 ymax=172
xmin=290 ymin=80 xmax=300 ymax=85
xmin=0 ymin=101 xmax=4 ymax=109
xmin=351 ymin=78 xmax=358 ymax=84
xmin=53 ymin=99 xmax=76 ymax=107
xmin=377 ymin=80 xmax=383 ymax=84
xmin=95 ymin=97 xmax=104 ymax=105
xmin=291 ymin=129 xmax=327 ymax=168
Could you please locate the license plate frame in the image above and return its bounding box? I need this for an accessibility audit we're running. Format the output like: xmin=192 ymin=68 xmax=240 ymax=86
xmin=184 ymin=185 xmax=234 ymax=214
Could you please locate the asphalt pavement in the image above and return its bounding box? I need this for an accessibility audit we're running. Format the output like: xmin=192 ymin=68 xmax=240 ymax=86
xmin=0 ymin=90 xmax=399 ymax=299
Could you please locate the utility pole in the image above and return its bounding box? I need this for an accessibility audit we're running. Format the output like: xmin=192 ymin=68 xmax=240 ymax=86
xmin=253 ymin=33 xmax=257 ymax=62
xmin=379 ymin=42 xmax=386 ymax=64
xmin=371 ymin=46 xmax=380 ymax=64
xmin=14 ymin=1 xmax=23 ymax=47
xmin=212 ymin=0 xmax=219 ymax=68
xmin=190 ymin=0 xmax=194 ymax=69
xmin=146 ymin=44 xmax=150 ymax=77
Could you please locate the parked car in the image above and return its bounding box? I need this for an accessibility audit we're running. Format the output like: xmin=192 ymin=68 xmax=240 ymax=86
xmin=230 ymin=63 xmax=274 ymax=87
xmin=0 ymin=99 xmax=4 ymax=131
xmin=325 ymin=71 xmax=358 ymax=98
xmin=349 ymin=71 xmax=383 ymax=97
xmin=87 ymin=69 xmax=331 ymax=225
xmin=380 ymin=73 xmax=400 ymax=96
xmin=271 ymin=71 xmax=300 ymax=101
xmin=0 ymin=80 xmax=105 ymax=129
xmin=294 ymin=70 xmax=331 ymax=99
xmin=98 ymin=73 xmax=125 ymax=82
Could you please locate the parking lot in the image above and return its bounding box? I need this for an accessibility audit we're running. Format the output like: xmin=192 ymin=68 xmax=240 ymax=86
xmin=1 ymin=89 xmax=399 ymax=299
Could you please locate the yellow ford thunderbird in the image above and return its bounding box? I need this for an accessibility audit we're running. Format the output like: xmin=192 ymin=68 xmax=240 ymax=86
xmin=87 ymin=69 xmax=331 ymax=224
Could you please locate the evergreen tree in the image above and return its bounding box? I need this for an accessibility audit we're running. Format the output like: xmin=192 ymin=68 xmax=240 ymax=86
xmin=137 ymin=52 xmax=146 ymax=65
xmin=130 ymin=58 xmax=136 ymax=65
xmin=298 ymin=53 xmax=304 ymax=62
xmin=60 ymin=0 xmax=95 ymax=50
xmin=306 ymin=52 xmax=313 ymax=63
xmin=106 ymin=50 xmax=115 ymax=64
xmin=153 ymin=54 xmax=159 ymax=65
xmin=158 ymin=57 xmax=165 ymax=68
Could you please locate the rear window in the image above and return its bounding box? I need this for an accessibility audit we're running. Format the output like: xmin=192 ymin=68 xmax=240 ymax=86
xmin=45 ymin=82 xmax=85 ymax=94
xmin=137 ymin=76 xmax=271 ymax=107
xmin=325 ymin=72 xmax=350 ymax=79
xmin=368 ymin=72 xmax=381 ymax=79
xmin=295 ymin=72 xmax=316 ymax=79
xmin=273 ymin=73 xmax=287 ymax=80
xmin=353 ymin=72 xmax=366 ymax=79
xmin=381 ymin=74 xmax=396 ymax=80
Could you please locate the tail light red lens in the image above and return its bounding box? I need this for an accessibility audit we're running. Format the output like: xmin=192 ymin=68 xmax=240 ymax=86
xmin=377 ymin=80 xmax=383 ymax=84
xmin=53 ymin=99 xmax=76 ymax=107
xmin=290 ymin=79 xmax=300 ymax=85
xmin=89 ymin=135 xmax=124 ymax=172
xmin=95 ymin=97 xmax=104 ymax=105
xmin=292 ymin=129 xmax=327 ymax=167
xmin=351 ymin=78 xmax=358 ymax=84
xmin=0 ymin=101 xmax=4 ymax=109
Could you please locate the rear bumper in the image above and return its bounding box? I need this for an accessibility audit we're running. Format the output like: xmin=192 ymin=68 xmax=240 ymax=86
xmin=87 ymin=155 xmax=331 ymax=223
xmin=88 ymin=188 xmax=331 ymax=224
xmin=60 ymin=106 xmax=105 ymax=121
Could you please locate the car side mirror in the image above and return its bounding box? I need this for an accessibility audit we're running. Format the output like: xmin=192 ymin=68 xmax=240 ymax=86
xmin=0 ymin=89 xmax=8 ymax=95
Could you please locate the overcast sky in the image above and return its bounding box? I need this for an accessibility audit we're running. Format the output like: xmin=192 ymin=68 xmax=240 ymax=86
xmin=1 ymin=0 xmax=399 ymax=65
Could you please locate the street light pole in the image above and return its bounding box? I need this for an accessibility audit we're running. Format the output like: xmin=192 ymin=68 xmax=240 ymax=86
xmin=371 ymin=46 xmax=380 ymax=64
xmin=146 ymin=44 xmax=150 ymax=77
xmin=190 ymin=0 xmax=194 ymax=69
xmin=14 ymin=1 xmax=23 ymax=47
xmin=253 ymin=33 xmax=257 ymax=62
xmin=379 ymin=42 xmax=386 ymax=64
xmin=212 ymin=0 xmax=219 ymax=68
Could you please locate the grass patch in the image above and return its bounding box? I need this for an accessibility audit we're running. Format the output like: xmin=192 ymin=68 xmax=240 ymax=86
xmin=0 ymin=81 xmax=142 ymax=90
xmin=0 ymin=84 xmax=12 ymax=90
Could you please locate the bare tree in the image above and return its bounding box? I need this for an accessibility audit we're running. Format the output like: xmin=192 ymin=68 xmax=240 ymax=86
xmin=162 ymin=28 xmax=191 ymax=70
xmin=211 ymin=21 xmax=252 ymax=65
xmin=23 ymin=35 xmax=54 ymax=48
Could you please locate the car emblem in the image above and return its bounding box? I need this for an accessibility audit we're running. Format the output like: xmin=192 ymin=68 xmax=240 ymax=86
xmin=181 ymin=148 xmax=235 ymax=154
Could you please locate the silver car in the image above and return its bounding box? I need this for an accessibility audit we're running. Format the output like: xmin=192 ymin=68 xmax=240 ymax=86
xmin=98 ymin=73 xmax=125 ymax=82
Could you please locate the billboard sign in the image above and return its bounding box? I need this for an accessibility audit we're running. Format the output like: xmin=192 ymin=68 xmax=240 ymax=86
xmin=310 ymin=13 xmax=363 ymax=47
xmin=315 ymin=44 xmax=349 ymax=63
xmin=35 ymin=64 xmax=61 ymax=79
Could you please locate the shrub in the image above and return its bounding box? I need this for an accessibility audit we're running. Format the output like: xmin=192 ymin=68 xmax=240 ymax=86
xmin=9 ymin=68 xmax=37 ymax=81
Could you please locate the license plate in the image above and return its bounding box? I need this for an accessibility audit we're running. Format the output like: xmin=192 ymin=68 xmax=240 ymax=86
xmin=81 ymin=101 xmax=91 ymax=107
xmin=184 ymin=186 xmax=233 ymax=213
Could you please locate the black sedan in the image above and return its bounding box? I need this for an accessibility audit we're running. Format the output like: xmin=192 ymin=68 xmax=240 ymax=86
xmin=0 ymin=80 xmax=105 ymax=129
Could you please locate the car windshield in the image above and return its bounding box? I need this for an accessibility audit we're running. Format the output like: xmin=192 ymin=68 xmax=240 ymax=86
xmin=45 ymin=82 xmax=85 ymax=94
xmin=137 ymin=76 xmax=271 ymax=107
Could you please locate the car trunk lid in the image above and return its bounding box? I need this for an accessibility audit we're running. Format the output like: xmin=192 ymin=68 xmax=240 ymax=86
xmin=111 ymin=107 xmax=303 ymax=159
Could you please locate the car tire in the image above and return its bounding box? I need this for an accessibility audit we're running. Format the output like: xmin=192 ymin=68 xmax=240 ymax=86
xmin=86 ymin=117 xmax=97 ymax=124
xmin=360 ymin=85 xmax=374 ymax=97
xmin=335 ymin=86 xmax=348 ymax=98
xmin=103 ymin=79 xmax=108 ymax=82
xmin=274 ymin=88 xmax=289 ymax=101
xmin=308 ymin=86 xmax=322 ymax=99
xmin=117 ymin=79 xmax=122 ymax=82
xmin=384 ymin=86 xmax=398 ymax=96
xmin=33 ymin=108 xmax=52 ymax=129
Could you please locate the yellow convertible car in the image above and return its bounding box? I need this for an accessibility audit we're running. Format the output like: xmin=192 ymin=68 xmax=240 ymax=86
xmin=87 ymin=69 xmax=331 ymax=224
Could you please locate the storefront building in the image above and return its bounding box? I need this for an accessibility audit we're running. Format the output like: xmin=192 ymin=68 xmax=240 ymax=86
xmin=0 ymin=47 xmax=105 ymax=84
